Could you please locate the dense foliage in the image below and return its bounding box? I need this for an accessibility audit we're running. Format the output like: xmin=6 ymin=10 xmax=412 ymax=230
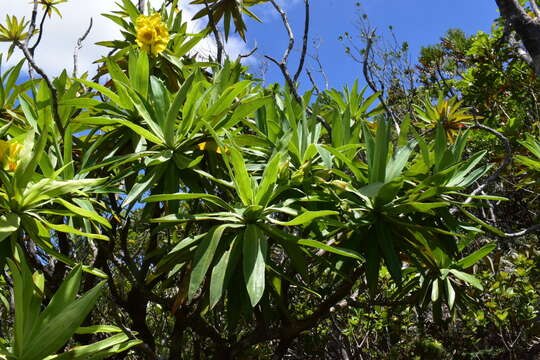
xmin=0 ymin=0 xmax=537 ymax=359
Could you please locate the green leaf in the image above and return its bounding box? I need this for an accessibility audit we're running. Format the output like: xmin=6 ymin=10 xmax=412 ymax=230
xmin=254 ymin=151 xmax=282 ymax=206
xmin=55 ymin=199 xmax=111 ymax=229
xmin=459 ymin=207 xmax=505 ymax=236
xmin=75 ymin=325 xmax=123 ymax=334
xmin=36 ymin=265 xmax=83 ymax=329
xmin=271 ymin=210 xmax=338 ymax=226
xmin=297 ymin=239 xmax=363 ymax=260
xmin=455 ymin=243 xmax=496 ymax=269
xmin=45 ymin=333 xmax=138 ymax=359
xmin=43 ymin=221 xmax=109 ymax=241
xmin=144 ymin=192 xmax=234 ymax=211
xmin=189 ymin=224 xmax=239 ymax=301
xmin=22 ymin=282 xmax=105 ymax=360
xmin=165 ymin=73 xmax=196 ymax=146
xmin=449 ymin=269 xmax=483 ymax=290
xmin=369 ymin=118 xmax=390 ymax=183
xmin=209 ymin=234 xmax=241 ymax=309
xmin=375 ymin=222 xmax=401 ymax=283
xmin=431 ymin=278 xmax=439 ymax=302
xmin=75 ymin=78 xmax=120 ymax=104
xmin=0 ymin=213 xmax=19 ymax=242
xmin=123 ymin=165 xmax=167 ymax=208
xmin=243 ymin=224 xmax=267 ymax=306
xmin=445 ymin=277 xmax=455 ymax=310
xmin=228 ymin=147 xmax=254 ymax=205
xmin=130 ymin=50 xmax=149 ymax=98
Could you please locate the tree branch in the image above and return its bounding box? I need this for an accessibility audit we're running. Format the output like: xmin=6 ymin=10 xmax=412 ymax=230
xmin=29 ymin=10 xmax=47 ymax=55
xmin=362 ymin=31 xmax=401 ymax=135
xmin=203 ymin=0 xmax=223 ymax=64
xmin=15 ymin=41 xmax=64 ymax=136
xmin=293 ymin=0 xmax=310 ymax=82
xmin=265 ymin=1 xmax=332 ymax=138
xmin=73 ymin=18 xmax=93 ymax=78
xmin=270 ymin=0 xmax=294 ymax=65
xmin=25 ymin=0 xmax=39 ymax=49
xmin=495 ymin=0 xmax=540 ymax=75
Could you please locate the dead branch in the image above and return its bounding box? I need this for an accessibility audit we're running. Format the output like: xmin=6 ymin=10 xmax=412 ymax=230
xmin=73 ymin=18 xmax=93 ymax=78
xmin=203 ymin=0 xmax=224 ymax=64
xmin=362 ymin=31 xmax=401 ymax=135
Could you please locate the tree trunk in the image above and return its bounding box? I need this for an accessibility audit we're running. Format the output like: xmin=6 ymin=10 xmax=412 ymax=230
xmin=495 ymin=0 xmax=540 ymax=75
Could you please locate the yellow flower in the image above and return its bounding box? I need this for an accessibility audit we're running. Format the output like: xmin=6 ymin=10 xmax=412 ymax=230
xmin=197 ymin=141 xmax=228 ymax=155
xmin=135 ymin=13 xmax=170 ymax=56
xmin=0 ymin=140 xmax=22 ymax=171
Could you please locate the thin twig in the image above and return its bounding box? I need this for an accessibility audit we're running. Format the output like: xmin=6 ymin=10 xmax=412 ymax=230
xmin=309 ymin=45 xmax=329 ymax=90
xmin=239 ymin=44 xmax=258 ymax=60
xmin=73 ymin=18 xmax=93 ymax=78
xmin=306 ymin=68 xmax=320 ymax=94
xmin=293 ymin=0 xmax=310 ymax=82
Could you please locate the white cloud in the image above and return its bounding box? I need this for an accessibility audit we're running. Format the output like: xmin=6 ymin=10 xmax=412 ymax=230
xmin=0 ymin=0 xmax=253 ymax=77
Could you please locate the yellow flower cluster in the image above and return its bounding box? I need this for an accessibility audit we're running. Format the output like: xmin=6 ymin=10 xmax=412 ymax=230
xmin=0 ymin=140 xmax=22 ymax=171
xmin=135 ymin=13 xmax=170 ymax=56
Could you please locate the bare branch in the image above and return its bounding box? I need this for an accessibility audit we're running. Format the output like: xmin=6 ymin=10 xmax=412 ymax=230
xmin=270 ymin=0 xmax=294 ymax=64
xmin=293 ymin=0 xmax=310 ymax=82
xmin=73 ymin=18 xmax=93 ymax=78
xmin=362 ymin=31 xmax=401 ymax=135
xmin=308 ymin=39 xmax=329 ymax=90
xmin=15 ymin=41 xmax=64 ymax=135
xmin=264 ymin=55 xmax=299 ymax=101
xmin=306 ymin=68 xmax=320 ymax=94
xmin=203 ymin=0 xmax=223 ymax=64
xmin=25 ymin=0 xmax=39 ymax=49
xmin=503 ymin=224 xmax=540 ymax=237
xmin=238 ymin=43 xmax=258 ymax=60
xmin=266 ymin=1 xmax=332 ymax=138
xmin=30 ymin=10 xmax=47 ymax=55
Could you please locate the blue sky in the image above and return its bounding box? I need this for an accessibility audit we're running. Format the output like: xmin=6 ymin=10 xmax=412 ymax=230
xmin=1 ymin=0 xmax=499 ymax=89
xmin=243 ymin=0 xmax=499 ymax=91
